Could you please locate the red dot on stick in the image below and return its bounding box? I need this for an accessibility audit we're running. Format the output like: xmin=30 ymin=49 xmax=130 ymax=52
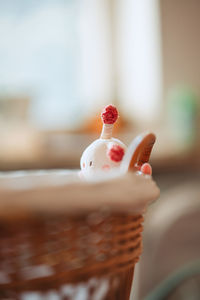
xmin=101 ymin=105 xmax=118 ymax=124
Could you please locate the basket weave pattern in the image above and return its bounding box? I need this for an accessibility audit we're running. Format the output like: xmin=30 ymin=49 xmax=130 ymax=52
xmin=0 ymin=212 xmax=143 ymax=299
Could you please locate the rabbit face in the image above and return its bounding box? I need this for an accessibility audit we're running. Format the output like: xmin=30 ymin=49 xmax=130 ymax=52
xmin=80 ymin=138 xmax=127 ymax=178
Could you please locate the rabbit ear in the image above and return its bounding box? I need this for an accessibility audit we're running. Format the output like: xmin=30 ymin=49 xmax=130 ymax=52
xmin=120 ymin=132 xmax=156 ymax=173
xmin=107 ymin=145 xmax=125 ymax=162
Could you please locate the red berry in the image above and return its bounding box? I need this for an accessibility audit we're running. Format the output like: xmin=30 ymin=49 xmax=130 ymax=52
xmin=101 ymin=105 xmax=118 ymax=124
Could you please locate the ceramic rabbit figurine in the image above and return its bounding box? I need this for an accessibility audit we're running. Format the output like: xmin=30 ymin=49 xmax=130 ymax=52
xmin=80 ymin=105 xmax=152 ymax=179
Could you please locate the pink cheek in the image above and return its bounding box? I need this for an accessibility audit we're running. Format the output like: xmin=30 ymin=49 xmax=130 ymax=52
xmin=102 ymin=164 xmax=111 ymax=170
xmin=83 ymin=163 xmax=85 ymax=168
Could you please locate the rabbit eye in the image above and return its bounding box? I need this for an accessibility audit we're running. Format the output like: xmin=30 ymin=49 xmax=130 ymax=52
xmin=89 ymin=161 xmax=92 ymax=166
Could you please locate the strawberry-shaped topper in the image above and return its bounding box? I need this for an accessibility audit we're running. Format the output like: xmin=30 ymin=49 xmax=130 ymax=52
xmin=80 ymin=105 xmax=153 ymax=179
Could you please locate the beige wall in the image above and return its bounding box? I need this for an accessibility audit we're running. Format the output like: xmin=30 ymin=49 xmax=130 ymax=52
xmin=161 ymin=0 xmax=200 ymax=98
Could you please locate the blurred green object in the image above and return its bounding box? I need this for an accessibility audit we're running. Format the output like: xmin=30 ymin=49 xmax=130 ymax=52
xmin=145 ymin=260 xmax=200 ymax=300
xmin=167 ymin=87 xmax=198 ymax=149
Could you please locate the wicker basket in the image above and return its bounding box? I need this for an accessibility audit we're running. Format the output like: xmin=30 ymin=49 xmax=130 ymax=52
xmin=0 ymin=170 xmax=157 ymax=300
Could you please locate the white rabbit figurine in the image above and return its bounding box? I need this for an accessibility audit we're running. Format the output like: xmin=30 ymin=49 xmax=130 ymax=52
xmin=80 ymin=105 xmax=153 ymax=181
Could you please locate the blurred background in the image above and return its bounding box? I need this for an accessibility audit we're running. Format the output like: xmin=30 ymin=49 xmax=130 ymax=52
xmin=0 ymin=0 xmax=200 ymax=299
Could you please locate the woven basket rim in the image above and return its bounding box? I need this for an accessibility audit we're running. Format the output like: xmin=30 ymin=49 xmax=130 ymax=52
xmin=0 ymin=170 xmax=159 ymax=221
